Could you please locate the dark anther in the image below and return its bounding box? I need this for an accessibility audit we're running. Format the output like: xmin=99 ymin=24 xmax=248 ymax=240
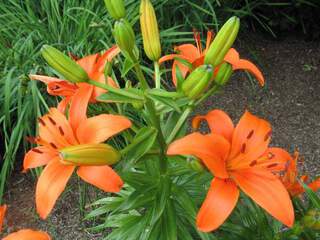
xmin=247 ymin=130 xmax=254 ymax=139
xmin=32 ymin=148 xmax=43 ymax=154
xmin=48 ymin=116 xmax=56 ymax=125
xmin=38 ymin=118 xmax=46 ymax=126
xmin=58 ymin=126 xmax=65 ymax=136
xmin=50 ymin=142 xmax=58 ymax=149
xmin=249 ymin=160 xmax=257 ymax=167
xmin=240 ymin=143 xmax=246 ymax=153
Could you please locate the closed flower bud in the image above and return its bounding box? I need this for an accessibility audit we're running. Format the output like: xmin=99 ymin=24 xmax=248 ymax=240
xmin=140 ymin=0 xmax=161 ymax=61
xmin=104 ymin=0 xmax=126 ymax=20
xmin=60 ymin=144 xmax=120 ymax=166
xmin=113 ymin=19 xmax=136 ymax=57
xmin=214 ymin=62 xmax=233 ymax=86
xmin=182 ymin=64 xmax=213 ymax=99
xmin=204 ymin=16 xmax=240 ymax=67
xmin=41 ymin=45 xmax=89 ymax=83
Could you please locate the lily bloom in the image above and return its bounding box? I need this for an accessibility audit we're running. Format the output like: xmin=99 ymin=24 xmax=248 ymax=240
xmin=159 ymin=31 xmax=264 ymax=86
xmin=23 ymin=97 xmax=131 ymax=219
xmin=30 ymin=46 xmax=120 ymax=113
xmin=167 ymin=109 xmax=294 ymax=232
xmin=281 ymin=151 xmax=320 ymax=197
xmin=0 ymin=204 xmax=7 ymax=232
xmin=3 ymin=229 xmax=51 ymax=240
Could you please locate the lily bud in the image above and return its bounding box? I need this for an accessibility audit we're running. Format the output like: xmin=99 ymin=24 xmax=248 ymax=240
xmin=60 ymin=144 xmax=120 ymax=166
xmin=182 ymin=64 xmax=213 ymax=99
xmin=113 ymin=19 xmax=136 ymax=57
xmin=41 ymin=45 xmax=89 ymax=83
xmin=215 ymin=62 xmax=233 ymax=86
xmin=140 ymin=0 xmax=161 ymax=61
xmin=104 ymin=0 xmax=126 ymax=20
xmin=204 ymin=16 xmax=240 ymax=67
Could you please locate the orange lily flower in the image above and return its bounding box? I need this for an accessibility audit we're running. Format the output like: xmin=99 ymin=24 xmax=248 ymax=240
xmin=159 ymin=31 xmax=264 ymax=86
xmin=30 ymin=46 xmax=120 ymax=113
xmin=23 ymin=95 xmax=131 ymax=219
xmin=281 ymin=151 xmax=320 ymax=197
xmin=0 ymin=204 xmax=7 ymax=232
xmin=3 ymin=229 xmax=51 ymax=240
xmin=167 ymin=109 xmax=294 ymax=232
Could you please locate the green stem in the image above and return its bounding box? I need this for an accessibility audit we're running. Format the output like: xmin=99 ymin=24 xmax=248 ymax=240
xmin=154 ymin=61 xmax=161 ymax=88
xmin=166 ymin=106 xmax=193 ymax=144
xmin=131 ymin=60 xmax=168 ymax=174
xmin=87 ymin=79 xmax=142 ymax=100
xmin=195 ymin=84 xmax=221 ymax=105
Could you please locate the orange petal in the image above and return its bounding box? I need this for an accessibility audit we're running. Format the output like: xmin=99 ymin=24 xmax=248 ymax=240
xmin=234 ymin=59 xmax=265 ymax=86
xmin=159 ymin=54 xmax=184 ymax=64
xmin=29 ymin=74 xmax=64 ymax=84
xmin=309 ymin=178 xmax=320 ymax=193
xmin=39 ymin=108 xmax=78 ymax=148
xmin=77 ymin=166 xmax=123 ymax=192
xmin=3 ymin=229 xmax=51 ymax=240
xmin=192 ymin=109 xmax=234 ymax=142
xmin=175 ymin=44 xmax=200 ymax=60
xmin=57 ymin=97 xmax=71 ymax=114
xmin=224 ymin=48 xmax=264 ymax=86
xmin=76 ymin=54 xmax=99 ymax=77
xmin=196 ymin=178 xmax=239 ymax=232
xmin=255 ymin=147 xmax=292 ymax=172
xmin=229 ymin=111 xmax=271 ymax=169
xmin=46 ymin=81 xmax=78 ymax=97
xmin=69 ymin=84 xmax=93 ymax=131
xmin=172 ymin=60 xmax=190 ymax=86
xmin=232 ymin=168 xmax=294 ymax=227
xmin=94 ymin=46 xmax=120 ymax=73
xmin=36 ymin=158 xmax=75 ymax=219
xmin=76 ymin=114 xmax=131 ymax=144
xmin=0 ymin=204 xmax=7 ymax=232
xmin=167 ymin=133 xmax=230 ymax=178
xmin=23 ymin=147 xmax=57 ymax=171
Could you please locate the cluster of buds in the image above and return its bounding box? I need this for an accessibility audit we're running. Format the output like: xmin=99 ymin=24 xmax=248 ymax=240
xmin=182 ymin=16 xmax=240 ymax=100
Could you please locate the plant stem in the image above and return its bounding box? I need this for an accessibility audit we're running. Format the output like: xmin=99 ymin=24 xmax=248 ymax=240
xmin=154 ymin=61 xmax=161 ymax=88
xmin=166 ymin=106 xmax=192 ymax=144
xmin=132 ymin=59 xmax=168 ymax=174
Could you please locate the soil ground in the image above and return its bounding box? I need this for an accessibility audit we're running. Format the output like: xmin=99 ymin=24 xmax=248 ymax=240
xmin=1 ymin=34 xmax=319 ymax=239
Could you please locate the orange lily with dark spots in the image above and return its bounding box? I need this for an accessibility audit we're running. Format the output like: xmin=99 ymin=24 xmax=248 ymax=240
xmin=3 ymin=229 xmax=51 ymax=240
xmin=281 ymin=151 xmax=320 ymax=197
xmin=167 ymin=109 xmax=294 ymax=232
xmin=23 ymin=94 xmax=131 ymax=219
xmin=30 ymin=46 xmax=120 ymax=113
xmin=159 ymin=31 xmax=264 ymax=86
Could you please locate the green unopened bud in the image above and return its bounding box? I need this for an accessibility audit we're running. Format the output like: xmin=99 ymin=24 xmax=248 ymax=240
xmin=140 ymin=0 xmax=161 ymax=61
xmin=104 ymin=61 xmax=113 ymax=77
xmin=215 ymin=62 xmax=233 ymax=86
xmin=204 ymin=16 xmax=240 ymax=67
xmin=41 ymin=45 xmax=89 ymax=83
xmin=113 ymin=19 xmax=136 ymax=57
xmin=104 ymin=0 xmax=126 ymax=20
xmin=60 ymin=144 xmax=120 ymax=166
xmin=182 ymin=64 xmax=213 ymax=99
